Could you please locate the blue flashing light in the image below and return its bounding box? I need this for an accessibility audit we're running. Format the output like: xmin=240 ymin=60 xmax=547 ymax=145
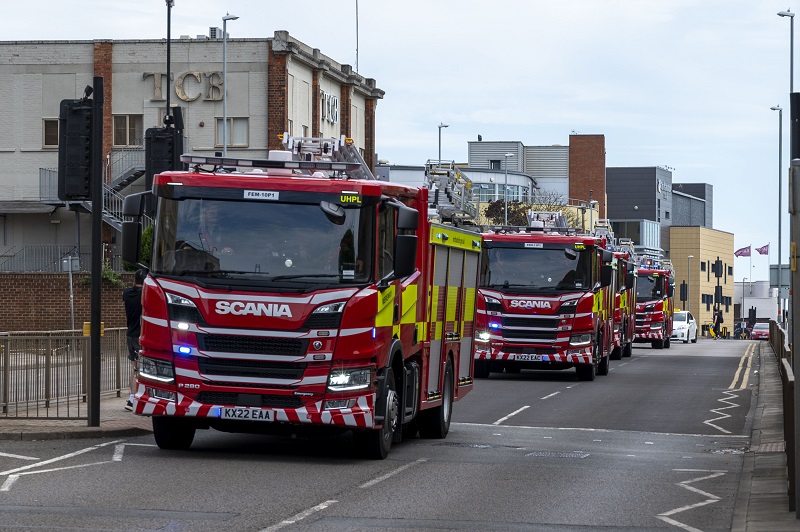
xmin=489 ymin=322 xmax=501 ymax=329
xmin=178 ymin=346 xmax=192 ymax=355
xmin=372 ymin=327 xmax=376 ymax=338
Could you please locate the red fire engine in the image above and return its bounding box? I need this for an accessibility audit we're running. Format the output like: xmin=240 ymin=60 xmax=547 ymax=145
xmin=633 ymin=256 xmax=675 ymax=349
xmin=473 ymin=213 xmax=615 ymax=381
xmin=121 ymin=136 xmax=480 ymax=459
xmin=610 ymin=238 xmax=637 ymax=360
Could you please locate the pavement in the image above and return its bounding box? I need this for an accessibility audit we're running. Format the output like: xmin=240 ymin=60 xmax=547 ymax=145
xmin=0 ymin=343 xmax=798 ymax=531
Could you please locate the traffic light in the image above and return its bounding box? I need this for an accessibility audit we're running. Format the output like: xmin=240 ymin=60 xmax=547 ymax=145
xmin=57 ymin=99 xmax=93 ymax=201
xmin=714 ymin=284 xmax=723 ymax=303
xmin=679 ymin=281 xmax=687 ymax=302
xmin=145 ymin=126 xmax=183 ymax=215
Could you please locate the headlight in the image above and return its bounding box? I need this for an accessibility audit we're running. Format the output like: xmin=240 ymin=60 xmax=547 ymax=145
xmin=476 ymin=330 xmax=492 ymax=343
xmin=569 ymin=333 xmax=592 ymax=346
xmin=650 ymin=321 xmax=663 ymax=329
xmin=328 ymin=367 xmax=373 ymax=391
xmin=139 ymin=356 xmax=175 ymax=383
xmin=166 ymin=293 xmax=197 ymax=307
xmin=313 ymin=301 xmax=346 ymax=314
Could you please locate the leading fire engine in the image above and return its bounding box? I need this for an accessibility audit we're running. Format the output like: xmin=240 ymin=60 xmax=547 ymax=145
xmin=121 ymin=135 xmax=480 ymax=459
xmin=473 ymin=212 xmax=616 ymax=381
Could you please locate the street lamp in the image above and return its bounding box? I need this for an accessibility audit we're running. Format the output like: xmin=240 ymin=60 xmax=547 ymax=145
xmin=222 ymin=13 xmax=239 ymax=157
xmin=772 ymin=105 xmax=783 ymax=321
xmin=437 ymin=123 xmax=448 ymax=166
xmin=687 ymin=255 xmax=694 ymax=314
xmin=503 ymin=152 xmax=514 ymax=225
xmin=742 ymin=277 xmax=748 ymax=319
xmin=779 ymin=9 xmax=795 ymax=93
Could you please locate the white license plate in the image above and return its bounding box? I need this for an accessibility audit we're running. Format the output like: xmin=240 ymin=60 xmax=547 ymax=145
xmin=514 ymin=354 xmax=543 ymax=361
xmin=220 ymin=407 xmax=273 ymax=421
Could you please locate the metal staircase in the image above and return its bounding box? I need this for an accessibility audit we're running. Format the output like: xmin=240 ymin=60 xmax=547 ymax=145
xmin=424 ymin=160 xmax=477 ymax=225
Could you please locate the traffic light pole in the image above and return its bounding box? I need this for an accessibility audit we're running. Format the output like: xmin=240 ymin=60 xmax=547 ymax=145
xmin=88 ymin=76 xmax=103 ymax=427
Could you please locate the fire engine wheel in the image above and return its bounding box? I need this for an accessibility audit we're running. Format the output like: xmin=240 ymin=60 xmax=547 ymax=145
xmin=610 ymin=345 xmax=622 ymax=361
xmin=356 ymin=367 xmax=398 ymax=460
xmin=473 ymin=359 xmax=491 ymax=379
xmin=152 ymin=416 xmax=196 ymax=450
xmin=418 ymin=359 xmax=454 ymax=439
xmin=623 ymin=341 xmax=633 ymax=357
xmin=664 ymin=337 xmax=671 ymax=349
xmin=652 ymin=337 xmax=664 ymax=349
xmin=596 ymin=336 xmax=609 ymax=376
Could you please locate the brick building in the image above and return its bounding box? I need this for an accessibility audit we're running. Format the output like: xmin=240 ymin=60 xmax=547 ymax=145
xmin=0 ymin=30 xmax=384 ymax=271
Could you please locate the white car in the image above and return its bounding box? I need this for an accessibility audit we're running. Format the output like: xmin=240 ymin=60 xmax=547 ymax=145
xmin=672 ymin=311 xmax=698 ymax=343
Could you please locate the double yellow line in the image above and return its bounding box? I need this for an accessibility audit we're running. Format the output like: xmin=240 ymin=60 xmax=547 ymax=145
xmin=729 ymin=342 xmax=756 ymax=391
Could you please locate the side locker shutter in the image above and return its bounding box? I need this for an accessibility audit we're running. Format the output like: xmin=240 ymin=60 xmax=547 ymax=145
xmin=428 ymin=243 xmax=449 ymax=393
xmin=460 ymin=250 xmax=479 ymax=382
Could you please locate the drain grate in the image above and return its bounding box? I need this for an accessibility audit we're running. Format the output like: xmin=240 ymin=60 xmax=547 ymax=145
xmin=526 ymin=451 xmax=590 ymax=459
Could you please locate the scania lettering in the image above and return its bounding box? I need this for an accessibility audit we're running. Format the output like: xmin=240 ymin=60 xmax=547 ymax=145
xmin=121 ymin=135 xmax=480 ymax=459
xmin=473 ymin=213 xmax=615 ymax=381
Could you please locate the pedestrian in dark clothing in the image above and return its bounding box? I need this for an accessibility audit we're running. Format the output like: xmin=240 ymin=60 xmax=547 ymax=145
xmin=714 ymin=308 xmax=723 ymax=340
xmin=123 ymin=270 xmax=145 ymax=411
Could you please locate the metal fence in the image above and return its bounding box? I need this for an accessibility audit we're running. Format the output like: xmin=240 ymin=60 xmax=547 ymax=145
xmin=0 ymin=327 xmax=133 ymax=419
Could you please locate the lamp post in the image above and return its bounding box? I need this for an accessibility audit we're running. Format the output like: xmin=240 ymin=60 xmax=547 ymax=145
xmin=588 ymin=200 xmax=599 ymax=233
xmin=772 ymin=105 xmax=783 ymax=322
xmin=779 ymin=9 xmax=795 ymax=93
xmin=222 ymin=13 xmax=239 ymax=157
xmin=437 ymin=123 xmax=448 ymax=166
xmin=503 ymin=152 xmax=514 ymax=225
xmin=742 ymin=276 xmax=747 ymax=320
xmin=687 ymin=255 xmax=694 ymax=315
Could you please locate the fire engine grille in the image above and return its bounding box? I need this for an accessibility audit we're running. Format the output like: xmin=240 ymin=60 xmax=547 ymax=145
xmin=503 ymin=346 xmax=558 ymax=354
xmin=502 ymin=329 xmax=559 ymax=341
xmin=197 ymin=358 xmax=307 ymax=380
xmin=196 ymin=392 xmax=303 ymax=409
xmin=502 ymin=316 xmax=559 ymax=328
xmin=302 ymin=313 xmax=342 ymax=330
xmin=198 ymin=334 xmax=307 ymax=356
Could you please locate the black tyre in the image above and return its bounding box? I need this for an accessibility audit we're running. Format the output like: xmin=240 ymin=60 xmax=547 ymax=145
xmin=596 ymin=335 xmax=609 ymax=376
xmin=610 ymin=346 xmax=622 ymax=360
xmin=152 ymin=416 xmax=196 ymax=450
xmin=576 ymin=362 xmax=596 ymax=381
xmin=691 ymin=331 xmax=698 ymax=344
xmin=652 ymin=339 xmax=664 ymax=349
xmin=418 ymin=359 xmax=454 ymax=439
xmin=664 ymin=337 xmax=671 ymax=349
xmin=622 ymin=342 xmax=633 ymax=358
xmin=356 ymin=367 xmax=398 ymax=460
xmin=473 ymin=359 xmax=490 ymax=379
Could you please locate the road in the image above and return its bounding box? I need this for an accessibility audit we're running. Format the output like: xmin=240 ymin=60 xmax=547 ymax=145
xmin=0 ymin=338 xmax=757 ymax=531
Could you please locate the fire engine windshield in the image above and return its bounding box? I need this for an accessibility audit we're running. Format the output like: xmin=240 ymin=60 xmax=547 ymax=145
xmin=636 ymin=274 xmax=665 ymax=302
xmin=151 ymin=198 xmax=373 ymax=284
xmin=479 ymin=246 xmax=592 ymax=291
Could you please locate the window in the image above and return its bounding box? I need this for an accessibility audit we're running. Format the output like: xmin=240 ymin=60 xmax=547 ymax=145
xmin=287 ymin=119 xmax=293 ymax=136
xmin=377 ymin=203 xmax=397 ymax=279
xmin=113 ymin=115 xmax=144 ymax=146
xmin=43 ymin=119 xmax=59 ymax=148
xmin=489 ymin=160 xmax=501 ymax=170
xmin=664 ymin=211 xmax=670 ymax=220
xmin=728 ymin=266 xmax=733 ymax=275
xmin=701 ymin=262 xmax=706 ymax=271
xmin=216 ymin=117 xmax=249 ymax=148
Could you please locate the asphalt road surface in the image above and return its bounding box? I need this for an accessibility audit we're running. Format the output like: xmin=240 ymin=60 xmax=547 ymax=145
xmin=0 ymin=338 xmax=757 ymax=531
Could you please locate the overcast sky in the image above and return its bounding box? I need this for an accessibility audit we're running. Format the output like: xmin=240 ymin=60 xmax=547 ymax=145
xmin=3 ymin=1 xmax=794 ymax=282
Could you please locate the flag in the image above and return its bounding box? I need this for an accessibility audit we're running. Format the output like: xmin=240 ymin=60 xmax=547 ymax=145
xmin=734 ymin=245 xmax=751 ymax=257
xmin=756 ymin=244 xmax=769 ymax=255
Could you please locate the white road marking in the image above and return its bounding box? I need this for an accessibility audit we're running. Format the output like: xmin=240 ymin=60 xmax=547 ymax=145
xmin=112 ymin=443 xmax=157 ymax=462
xmin=656 ymin=469 xmax=726 ymax=532
xmin=259 ymin=500 xmax=338 ymax=532
xmin=359 ymin=458 xmax=427 ymax=489
xmin=0 ymin=440 xmax=122 ymax=476
xmin=1 ymin=461 xmax=112 ymax=491
xmin=0 ymin=452 xmax=39 ymax=461
xmin=493 ymin=405 xmax=530 ymax=425
xmin=703 ymin=391 xmax=739 ymax=434
xmin=540 ymin=392 xmax=560 ymax=400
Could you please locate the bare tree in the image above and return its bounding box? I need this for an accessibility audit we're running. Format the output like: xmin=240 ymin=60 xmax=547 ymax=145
xmin=484 ymin=190 xmax=581 ymax=228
